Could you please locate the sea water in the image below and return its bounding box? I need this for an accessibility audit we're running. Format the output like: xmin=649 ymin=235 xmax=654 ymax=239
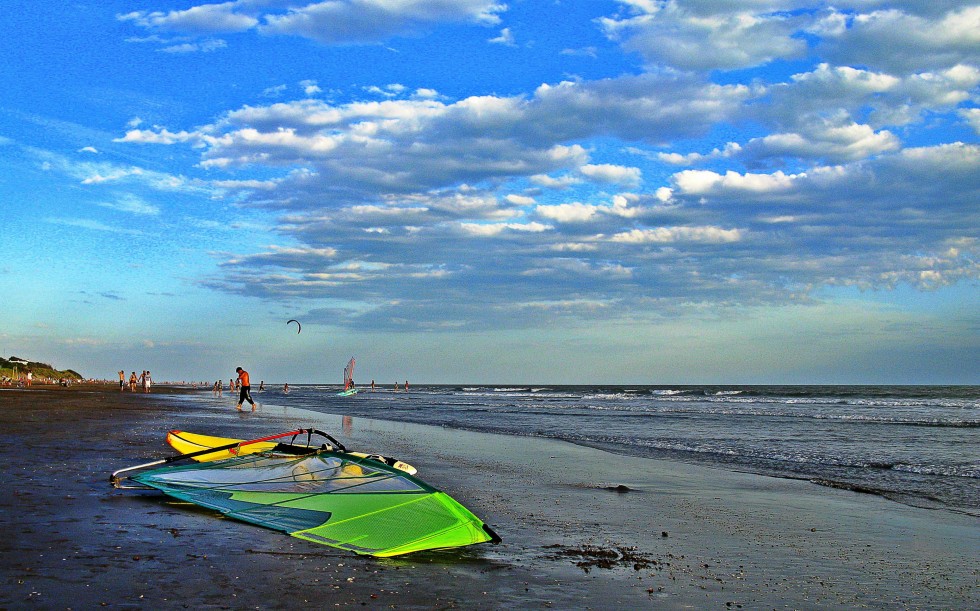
xmin=186 ymin=384 xmax=980 ymax=516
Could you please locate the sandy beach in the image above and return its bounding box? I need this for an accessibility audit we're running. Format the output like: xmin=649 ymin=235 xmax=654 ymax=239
xmin=1 ymin=386 xmax=977 ymax=609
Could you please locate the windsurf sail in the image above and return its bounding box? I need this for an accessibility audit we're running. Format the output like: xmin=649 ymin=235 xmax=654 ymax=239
xmin=343 ymin=356 xmax=355 ymax=391
xmin=111 ymin=429 xmax=499 ymax=557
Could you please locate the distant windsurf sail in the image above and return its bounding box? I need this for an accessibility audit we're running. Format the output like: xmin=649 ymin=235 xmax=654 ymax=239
xmin=343 ymin=356 xmax=355 ymax=391
xmin=111 ymin=429 xmax=499 ymax=557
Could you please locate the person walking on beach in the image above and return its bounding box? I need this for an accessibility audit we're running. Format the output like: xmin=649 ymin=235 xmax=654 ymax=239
xmin=129 ymin=372 xmax=138 ymax=392
xmin=118 ymin=370 xmax=125 ymax=391
xmin=143 ymin=370 xmax=152 ymax=393
xmin=235 ymin=367 xmax=257 ymax=411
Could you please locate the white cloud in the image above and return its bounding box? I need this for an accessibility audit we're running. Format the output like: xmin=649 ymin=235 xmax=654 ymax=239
xmin=673 ymin=169 xmax=801 ymax=195
xmin=601 ymin=3 xmax=806 ymax=71
xmin=894 ymin=141 xmax=979 ymax=173
xmin=262 ymin=84 xmax=288 ymax=98
xmin=744 ymin=120 xmax=900 ymax=163
xmin=413 ymin=88 xmax=440 ymax=100
xmin=300 ymin=80 xmax=322 ymax=96
xmin=601 ymin=3 xmax=980 ymax=75
xmin=656 ymin=142 xmax=742 ymax=166
xmin=260 ymin=0 xmax=506 ymax=45
xmin=115 ymin=128 xmax=199 ymax=145
xmin=119 ymin=4 xmax=258 ymax=33
xmin=97 ymin=194 xmax=160 ymax=215
xmin=530 ymin=174 xmax=582 ymax=190
xmin=45 ymin=217 xmax=144 ymax=236
xmin=560 ymin=46 xmax=598 ymax=58
xmin=222 ymin=245 xmax=339 ymax=268
xmin=458 ymin=221 xmax=552 ymax=237
xmin=961 ymin=108 xmax=980 ymax=135
xmin=81 ymin=167 xmax=145 ymax=185
xmin=579 ymin=163 xmax=642 ymax=187
xmin=161 ymin=38 xmax=227 ymax=53
xmin=783 ymin=63 xmax=979 ymax=129
xmin=505 ymin=194 xmax=536 ymax=206
xmin=120 ymin=0 xmax=508 ymax=49
xmin=489 ymin=27 xmax=515 ymax=46
xmin=536 ymin=202 xmax=598 ymax=223
xmin=819 ymin=6 xmax=980 ymax=73
xmin=609 ymin=226 xmax=743 ymax=244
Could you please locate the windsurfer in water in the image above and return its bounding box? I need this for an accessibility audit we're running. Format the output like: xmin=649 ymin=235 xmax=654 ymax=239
xmin=235 ymin=367 xmax=257 ymax=412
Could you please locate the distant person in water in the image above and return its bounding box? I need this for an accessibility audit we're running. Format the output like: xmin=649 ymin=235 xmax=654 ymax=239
xmin=405 ymin=380 xmax=409 ymax=391
xmin=235 ymin=367 xmax=256 ymax=411
xmin=259 ymin=380 xmax=265 ymax=391
xmin=283 ymin=383 xmax=290 ymax=393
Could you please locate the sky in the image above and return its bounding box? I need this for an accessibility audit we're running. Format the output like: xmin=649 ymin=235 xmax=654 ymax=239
xmin=0 ymin=0 xmax=978 ymax=385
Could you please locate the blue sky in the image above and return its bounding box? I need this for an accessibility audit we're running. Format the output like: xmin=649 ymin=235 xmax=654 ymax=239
xmin=1 ymin=0 xmax=977 ymax=384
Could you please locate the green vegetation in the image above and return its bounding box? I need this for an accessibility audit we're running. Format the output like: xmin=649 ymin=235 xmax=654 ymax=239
xmin=1 ymin=355 xmax=83 ymax=381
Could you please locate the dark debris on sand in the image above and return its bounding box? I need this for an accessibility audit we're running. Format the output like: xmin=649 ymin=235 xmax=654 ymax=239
xmin=543 ymin=544 xmax=656 ymax=573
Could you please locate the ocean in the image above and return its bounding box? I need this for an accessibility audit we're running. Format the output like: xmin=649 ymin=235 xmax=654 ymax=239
xmin=185 ymin=384 xmax=979 ymax=516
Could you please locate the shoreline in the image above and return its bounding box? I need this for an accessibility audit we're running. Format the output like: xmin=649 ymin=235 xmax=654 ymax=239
xmin=2 ymin=386 xmax=977 ymax=608
xmin=235 ymin=381 xmax=980 ymax=518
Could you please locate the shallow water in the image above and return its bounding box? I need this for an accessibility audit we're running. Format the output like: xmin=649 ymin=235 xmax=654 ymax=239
xmin=179 ymin=384 xmax=979 ymax=515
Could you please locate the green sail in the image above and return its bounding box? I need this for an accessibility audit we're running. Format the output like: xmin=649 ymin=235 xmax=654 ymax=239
xmin=132 ymin=450 xmax=498 ymax=557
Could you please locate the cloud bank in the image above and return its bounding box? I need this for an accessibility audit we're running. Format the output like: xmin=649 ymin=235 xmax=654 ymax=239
xmin=114 ymin=0 xmax=980 ymax=331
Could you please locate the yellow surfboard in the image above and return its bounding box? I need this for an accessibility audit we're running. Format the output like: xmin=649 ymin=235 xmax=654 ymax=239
xmin=166 ymin=430 xmax=418 ymax=475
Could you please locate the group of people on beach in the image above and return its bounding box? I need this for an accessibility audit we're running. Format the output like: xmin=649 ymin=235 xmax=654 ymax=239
xmin=1 ymin=372 xmax=81 ymax=386
xmin=1 ymin=371 xmax=33 ymax=387
xmin=118 ymin=370 xmax=151 ymax=393
xmin=209 ymin=366 xmax=410 ymax=413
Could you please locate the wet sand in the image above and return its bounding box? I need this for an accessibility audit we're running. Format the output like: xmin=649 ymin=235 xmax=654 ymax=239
xmin=1 ymin=386 xmax=977 ymax=609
